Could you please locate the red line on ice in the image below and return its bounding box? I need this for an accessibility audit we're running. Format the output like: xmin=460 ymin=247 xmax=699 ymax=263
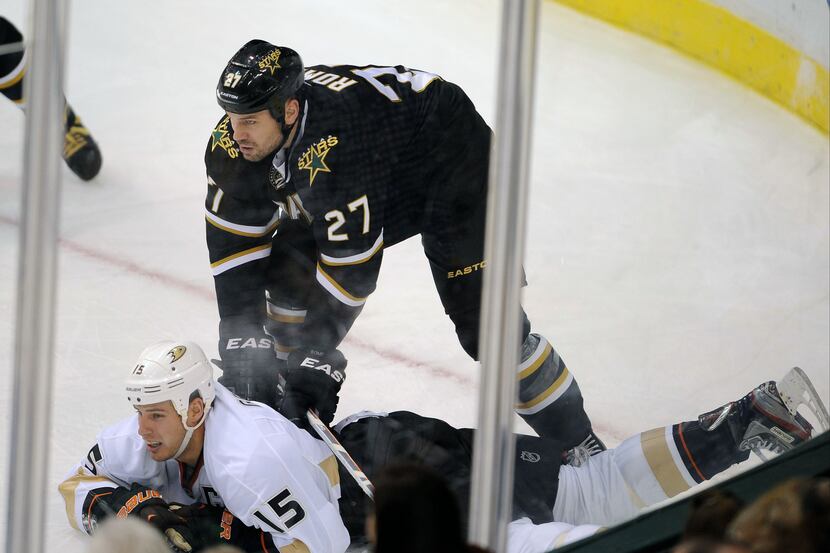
xmin=0 ymin=212 xmax=468 ymax=384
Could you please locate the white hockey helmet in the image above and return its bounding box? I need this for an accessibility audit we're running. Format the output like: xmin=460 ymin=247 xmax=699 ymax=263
xmin=125 ymin=340 xmax=216 ymax=425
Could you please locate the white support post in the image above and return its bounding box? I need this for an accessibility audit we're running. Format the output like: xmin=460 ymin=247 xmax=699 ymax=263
xmin=5 ymin=0 xmax=64 ymax=552
xmin=468 ymin=1 xmax=540 ymax=551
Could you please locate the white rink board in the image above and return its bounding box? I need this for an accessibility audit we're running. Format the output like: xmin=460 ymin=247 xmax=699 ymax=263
xmin=0 ymin=1 xmax=827 ymax=550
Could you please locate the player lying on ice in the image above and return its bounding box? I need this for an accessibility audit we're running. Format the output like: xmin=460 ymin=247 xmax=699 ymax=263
xmin=59 ymin=341 xmax=829 ymax=553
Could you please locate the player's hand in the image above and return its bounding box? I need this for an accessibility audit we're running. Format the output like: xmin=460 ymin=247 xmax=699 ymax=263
xmin=169 ymin=502 xmax=267 ymax=550
xmin=217 ymin=317 xmax=283 ymax=409
xmin=136 ymin=503 xmax=200 ymax=552
xmin=105 ymin=484 xmax=200 ymax=552
xmin=168 ymin=503 xmax=226 ymax=546
xmin=280 ymin=348 xmax=347 ymax=430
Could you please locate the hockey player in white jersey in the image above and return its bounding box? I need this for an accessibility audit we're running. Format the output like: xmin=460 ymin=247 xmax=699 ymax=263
xmin=60 ymin=341 xmax=349 ymax=552
xmin=59 ymin=341 xmax=828 ymax=553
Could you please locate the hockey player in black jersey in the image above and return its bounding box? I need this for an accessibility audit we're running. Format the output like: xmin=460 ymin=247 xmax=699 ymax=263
xmin=0 ymin=16 xmax=102 ymax=181
xmin=205 ymin=39 xmax=595 ymax=453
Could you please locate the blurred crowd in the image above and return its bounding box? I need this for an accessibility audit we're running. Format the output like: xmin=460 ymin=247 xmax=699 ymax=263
xmin=673 ymin=477 xmax=830 ymax=553
xmin=84 ymin=467 xmax=829 ymax=553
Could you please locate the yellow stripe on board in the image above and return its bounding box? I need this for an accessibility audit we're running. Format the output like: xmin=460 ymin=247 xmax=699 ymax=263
xmin=553 ymin=0 xmax=829 ymax=133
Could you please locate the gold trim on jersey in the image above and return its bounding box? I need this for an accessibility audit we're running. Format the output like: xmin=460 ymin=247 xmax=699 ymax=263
xmin=275 ymin=342 xmax=297 ymax=353
xmin=315 ymin=263 xmax=367 ymax=307
xmin=275 ymin=341 xmax=297 ymax=360
xmin=267 ymin=312 xmax=305 ymax=323
xmin=319 ymin=231 xmax=384 ymax=267
xmin=58 ymin=467 xmax=115 ymax=531
xmin=266 ymin=303 xmax=307 ymax=324
xmin=640 ymin=428 xmax=691 ymax=498
xmin=211 ymin=243 xmax=272 ymax=275
xmin=318 ymin=455 xmax=340 ymax=488
xmin=0 ymin=64 xmax=25 ymax=90
xmin=279 ymin=540 xmax=311 ymax=553
xmin=205 ymin=208 xmax=280 ymax=238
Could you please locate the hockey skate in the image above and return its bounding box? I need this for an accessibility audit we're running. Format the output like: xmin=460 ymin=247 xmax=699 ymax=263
xmin=63 ymin=105 xmax=102 ymax=181
xmin=699 ymin=367 xmax=829 ymax=461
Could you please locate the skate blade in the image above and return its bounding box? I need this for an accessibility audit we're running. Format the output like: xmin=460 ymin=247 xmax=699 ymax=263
xmin=777 ymin=367 xmax=829 ymax=433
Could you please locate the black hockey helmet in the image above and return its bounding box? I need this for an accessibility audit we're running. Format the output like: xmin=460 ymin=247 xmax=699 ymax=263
xmin=216 ymin=40 xmax=304 ymax=122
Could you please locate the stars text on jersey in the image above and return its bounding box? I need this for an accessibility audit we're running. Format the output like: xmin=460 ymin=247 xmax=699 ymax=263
xmin=210 ymin=116 xmax=239 ymax=158
xmin=298 ymin=136 xmax=338 ymax=185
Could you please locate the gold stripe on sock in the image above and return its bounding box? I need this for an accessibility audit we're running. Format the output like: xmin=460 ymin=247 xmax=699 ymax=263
xmin=641 ymin=427 xmax=690 ymax=498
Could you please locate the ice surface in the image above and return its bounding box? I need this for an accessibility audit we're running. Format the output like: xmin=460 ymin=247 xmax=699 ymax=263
xmin=0 ymin=0 xmax=827 ymax=549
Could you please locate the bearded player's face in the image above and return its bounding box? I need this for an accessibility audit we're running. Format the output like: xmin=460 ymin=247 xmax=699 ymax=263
xmin=228 ymin=109 xmax=284 ymax=162
xmin=135 ymin=401 xmax=186 ymax=461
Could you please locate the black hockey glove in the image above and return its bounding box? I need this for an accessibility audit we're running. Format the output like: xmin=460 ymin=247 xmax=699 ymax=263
xmin=217 ymin=317 xmax=284 ymax=409
xmin=100 ymin=484 xmax=200 ymax=552
xmin=280 ymin=348 xmax=347 ymax=431
xmin=169 ymin=502 xmax=273 ymax=550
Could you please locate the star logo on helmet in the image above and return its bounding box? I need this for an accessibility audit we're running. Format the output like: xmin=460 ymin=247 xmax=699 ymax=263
xmin=258 ymin=49 xmax=283 ymax=76
xmin=167 ymin=346 xmax=187 ymax=363
xmin=298 ymin=136 xmax=339 ymax=185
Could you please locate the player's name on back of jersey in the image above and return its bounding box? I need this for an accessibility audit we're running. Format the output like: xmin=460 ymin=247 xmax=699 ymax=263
xmin=305 ymin=69 xmax=358 ymax=92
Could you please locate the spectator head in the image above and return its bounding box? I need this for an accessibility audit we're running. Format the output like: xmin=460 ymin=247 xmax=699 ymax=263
xmin=672 ymin=538 xmax=749 ymax=553
xmin=727 ymin=477 xmax=830 ymax=553
xmin=368 ymin=463 xmax=468 ymax=553
xmin=683 ymin=488 xmax=744 ymax=542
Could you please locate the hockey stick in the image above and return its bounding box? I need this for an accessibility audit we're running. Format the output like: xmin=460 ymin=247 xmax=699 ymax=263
xmin=307 ymin=409 xmax=375 ymax=500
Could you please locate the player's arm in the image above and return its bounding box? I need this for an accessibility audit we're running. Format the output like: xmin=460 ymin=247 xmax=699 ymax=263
xmin=205 ymin=168 xmax=283 ymax=404
xmin=59 ymin=448 xmax=123 ymax=534
xmin=59 ymin=442 xmax=197 ymax=549
xmin=301 ymin=184 xmax=384 ymax=349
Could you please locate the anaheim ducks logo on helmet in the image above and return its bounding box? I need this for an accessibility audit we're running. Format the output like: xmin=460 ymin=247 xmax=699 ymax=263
xmin=167 ymin=345 xmax=187 ymax=363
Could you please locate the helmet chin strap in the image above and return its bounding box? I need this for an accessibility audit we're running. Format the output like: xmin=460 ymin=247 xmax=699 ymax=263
xmin=272 ymin=119 xmax=296 ymax=154
xmin=173 ymin=408 xmax=210 ymax=460
xmin=269 ymin=98 xmax=302 ymax=153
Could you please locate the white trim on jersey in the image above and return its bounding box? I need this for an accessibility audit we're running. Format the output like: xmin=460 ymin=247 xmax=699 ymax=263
xmin=0 ymin=50 xmax=26 ymax=86
xmin=211 ymin=244 xmax=272 ymax=276
xmin=319 ymin=230 xmax=384 ymax=266
xmin=266 ymin=302 xmax=307 ymax=323
xmin=205 ymin=208 xmax=280 ymax=238
xmin=211 ymin=187 xmax=224 ymax=212
xmin=315 ymin=264 xmax=366 ymax=307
